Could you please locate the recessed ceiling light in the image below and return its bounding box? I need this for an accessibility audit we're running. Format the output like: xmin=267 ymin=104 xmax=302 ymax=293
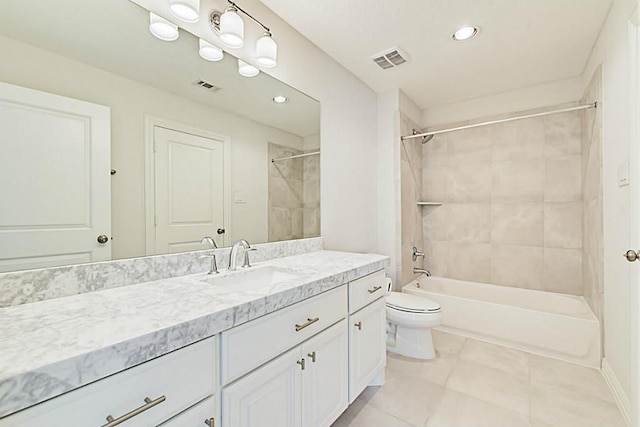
xmin=452 ymin=26 xmax=478 ymax=41
xmin=273 ymin=96 xmax=288 ymax=104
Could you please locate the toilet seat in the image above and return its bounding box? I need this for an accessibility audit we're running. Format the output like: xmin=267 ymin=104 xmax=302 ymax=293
xmin=386 ymin=292 xmax=441 ymax=313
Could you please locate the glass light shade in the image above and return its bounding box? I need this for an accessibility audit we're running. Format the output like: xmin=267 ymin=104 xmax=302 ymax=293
xmin=169 ymin=0 xmax=200 ymax=23
xmin=256 ymin=33 xmax=277 ymax=68
xmin=199 ymin=39 xmax=224 ymax=61
xmin=453 ymin=26 xmax=478 ymax=41
xmin=219 ymin=7 xmax=244 ymax=48
xmin=149 ymin=13 xmax=179 ymax=41
xmin=238 ymin=59 xmax=259 ymax=77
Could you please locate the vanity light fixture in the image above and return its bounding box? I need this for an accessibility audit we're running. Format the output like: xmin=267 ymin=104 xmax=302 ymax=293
xmin=169 ymin=0 xmax=200 ymax=23
xmin=256 ymin=32 xmax=277 ymax=68
xmin=149 ymin=12 xmax=179 ymax=41
xmin=272 ymin=95 xmax=288 ymax=104
xmin=199 ymin=39 xmax=224 ymax=61
xmin=452 ymin=26 xmax=478 ymax=41
xmin=238 ymin=59 xmax=259 ymax=77
xmin=219 ymin=5 xmax=244 ymax=47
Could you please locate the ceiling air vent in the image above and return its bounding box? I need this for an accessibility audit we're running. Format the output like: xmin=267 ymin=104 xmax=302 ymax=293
xmin=371 ymin=47 xmax=409 ymax=70
xmin=193 ymin=79 xmax=222 ymax=92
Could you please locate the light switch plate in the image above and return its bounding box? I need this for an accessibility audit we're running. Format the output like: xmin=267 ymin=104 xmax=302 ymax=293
xmin=618 ymin=162 xmax=629 ymax=187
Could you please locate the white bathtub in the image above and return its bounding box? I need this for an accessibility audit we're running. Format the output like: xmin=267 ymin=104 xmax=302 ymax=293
xmin=403 ymin=276 xmax=601 ymax=368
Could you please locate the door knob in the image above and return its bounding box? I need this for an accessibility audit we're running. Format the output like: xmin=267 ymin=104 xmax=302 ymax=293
xmin=217 ymin=228 xmax=226 ymax=235
xmin=97 ymin=235 xmax=109 ymax=244
xmin=624 ymin=250 xmax=640 ymax=262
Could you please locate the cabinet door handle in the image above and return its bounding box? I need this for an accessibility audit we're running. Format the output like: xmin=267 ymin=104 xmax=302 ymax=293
xmin=205 ymin=417 xmax=215 ymax=426
xmin=354 ymin=321 xmax=362 ymax=330
xmin=295 ymin=317 xmax=319 ymax=331
xmin=368 ymin=286 xmax=382 ymax=294
xmin=102 ymin=395 xmax=166 ymax=427
xmin=308 ymin=351 xmax=316 ymax=363
xmin=297 ymin=358 xmax=306 ymax=370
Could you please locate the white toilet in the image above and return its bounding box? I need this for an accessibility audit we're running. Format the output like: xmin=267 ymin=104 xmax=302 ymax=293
xmin=386 ymin=291 xmax=442 ymax=359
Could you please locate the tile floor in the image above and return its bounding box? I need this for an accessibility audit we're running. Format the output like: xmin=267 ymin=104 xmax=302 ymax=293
xmin=332 ymin=330 xmax=626 ymax=427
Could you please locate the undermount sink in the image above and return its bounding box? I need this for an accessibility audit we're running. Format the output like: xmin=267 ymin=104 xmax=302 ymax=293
xmin=199 ymin=265 xmax=302 ymax=292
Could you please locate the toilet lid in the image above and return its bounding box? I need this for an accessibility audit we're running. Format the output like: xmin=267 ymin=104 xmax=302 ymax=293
xmin=386 ymin=292 xmax=441 ymax=313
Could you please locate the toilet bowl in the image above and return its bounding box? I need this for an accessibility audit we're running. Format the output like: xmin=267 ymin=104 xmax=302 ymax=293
xmin=386 ymin=291 xmax=442 ymax=360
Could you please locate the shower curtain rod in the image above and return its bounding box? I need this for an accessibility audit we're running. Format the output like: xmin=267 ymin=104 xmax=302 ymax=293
xmin=400 ymin=102 xmax=598 ymax=141
xmin=271 ymin=150 xmax=320 ymax=163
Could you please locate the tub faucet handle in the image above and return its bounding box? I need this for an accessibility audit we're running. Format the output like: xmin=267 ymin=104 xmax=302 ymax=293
xmin=412 ymin=246 xmax=425 ymax=262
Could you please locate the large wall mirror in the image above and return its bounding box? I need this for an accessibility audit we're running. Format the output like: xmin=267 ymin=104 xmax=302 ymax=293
xmin=0 ymin=0 xmax=320 ymax=273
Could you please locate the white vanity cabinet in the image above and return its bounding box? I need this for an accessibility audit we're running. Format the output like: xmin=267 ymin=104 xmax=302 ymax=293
xmin=0 ymin=337 xmax=216 ymax=427
xmin=347 ymin=270 xmax=387 ymax=403
xmin=220 ymin=286 xmax=349 ymax=427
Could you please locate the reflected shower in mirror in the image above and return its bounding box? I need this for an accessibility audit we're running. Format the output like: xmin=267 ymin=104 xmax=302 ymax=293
xmin=0 ymin=0 xmax=320 ymax=273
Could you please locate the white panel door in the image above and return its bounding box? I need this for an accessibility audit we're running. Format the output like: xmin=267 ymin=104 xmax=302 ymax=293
xmin=348 ymin=298 xmax=386 ymax=403
xmin=154 ymin=127 xmax=225 ymax=253
xmin=0 ymin=82 xmax=111 ymax=272
xmin=222 ymin=347 xmax=302 ymax=427
xmin=302 ymin=320 xmax=348 ymax=427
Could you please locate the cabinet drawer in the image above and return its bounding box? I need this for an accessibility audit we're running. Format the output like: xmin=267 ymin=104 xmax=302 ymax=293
xmin=159 ymin=395 xmax=216 ymax=427
xmin=348 ymin=270 xmax=386 ymax=314
xmin=221 ymin=286 xmax=347 ymax=385
xmin=2 ymin=337 xmax=216 ymax=427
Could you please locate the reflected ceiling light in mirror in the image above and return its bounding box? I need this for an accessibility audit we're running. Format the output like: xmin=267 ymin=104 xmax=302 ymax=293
xmin=169 ymin=0 xmax=200 ymax=23
xmin=199 ymin=39 xmax=224 ymax=61
xmin=272 ymin=96 xmax=288 ymax=104
xmin=256 ymin=32 xmax=277 ymax=68
xmin=149 ymin=13 xmax=179 ymax=41
xmin=219 ymin=5 xmax=244 ymax=48
xmin=238 ymin=59 xmax=259 ymax=77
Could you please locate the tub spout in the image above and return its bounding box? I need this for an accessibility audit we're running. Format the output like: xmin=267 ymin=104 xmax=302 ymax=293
xmin=413 ymin=267 xmax=431 ymax=277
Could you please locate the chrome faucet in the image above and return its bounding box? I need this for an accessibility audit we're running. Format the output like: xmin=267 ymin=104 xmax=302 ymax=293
xmin=228 ymin=239 xmax=251 ymax=271
xmin=200 ymin=236 xmax=218 ymax=274
xmin=413 ymin=267 xmax=431 ymax=277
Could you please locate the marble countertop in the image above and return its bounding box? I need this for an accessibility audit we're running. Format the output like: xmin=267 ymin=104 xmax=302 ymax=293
xmin=0 ymin=250 xmax=388 ymax=418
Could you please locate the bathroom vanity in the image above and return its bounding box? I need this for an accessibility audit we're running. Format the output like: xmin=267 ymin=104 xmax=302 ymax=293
xmin=0 ymin=244 xmax=388 ymax=426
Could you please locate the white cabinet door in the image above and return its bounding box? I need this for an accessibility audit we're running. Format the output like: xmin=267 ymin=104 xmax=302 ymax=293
xmin=153 ymin=127 xmax=226 ymax=253
xmin=302 ymin=320 xmax=348 ymax=427
xmin=222 ymin=347 xmax=302 ymax=427
xmin=0 ymin=81 xmax=111 ymax=272
xmin=348 ymin=297 xmax=386 ymax=403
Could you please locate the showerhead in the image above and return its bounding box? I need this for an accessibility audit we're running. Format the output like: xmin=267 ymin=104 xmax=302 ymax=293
xmin=412 ymin=129 xmax=434 ymax=144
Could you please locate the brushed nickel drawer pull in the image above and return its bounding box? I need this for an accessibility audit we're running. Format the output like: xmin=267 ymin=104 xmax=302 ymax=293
xmin=368 ymin=286 xmax=382 ymax=294
xmin=355 ymin=321 xmax=362 ymax=330
xmin=308 ymin=351 xmax=316 ymax=363
xmin=297 ymin=358 xmax=306 ymax=370
xmin=295 ymin=317 xmax=319 ymax=331
xmin=205 ymin=417 xmax=215 ymax=426
xmin=102 ymin=395 xmax=166 ymax=427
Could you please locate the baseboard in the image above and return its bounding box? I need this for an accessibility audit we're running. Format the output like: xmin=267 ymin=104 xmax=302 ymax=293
xmin=602 ymin=358 xmax=632 ymax=426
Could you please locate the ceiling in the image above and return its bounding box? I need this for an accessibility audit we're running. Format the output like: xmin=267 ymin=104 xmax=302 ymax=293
xmin=259 ymin=0 xmax=612 ymax=110
xmin=0 ymin=0 xmax=320 ymax=137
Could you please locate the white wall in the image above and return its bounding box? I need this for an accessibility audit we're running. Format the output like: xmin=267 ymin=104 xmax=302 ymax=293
xmin=582 ymin=0 xmax=638 ymax=421
xmin=0 ymin=35 xmax=304 ymax=259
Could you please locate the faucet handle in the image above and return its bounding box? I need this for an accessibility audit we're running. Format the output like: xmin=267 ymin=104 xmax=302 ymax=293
xmin=199 ymin=253 xmax=219 ymax=274
xmin=412 ymin=246 xmax=425 ymax=262
xmin=242 ymin=248 xmax=257 ymax=268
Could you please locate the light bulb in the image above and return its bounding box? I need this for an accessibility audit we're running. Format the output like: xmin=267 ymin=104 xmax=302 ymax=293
xmin=256 ymin=32 xmax=277 ymax=68
xmin=453 ymin=26 xmax=478 ymax=41
xmin=169 ymin=0 xmax=200 ymax=23
xmin=199 ymin=39 xmax=224 ymax=61
xmin=149 ymin=13 xmax=179 ymax=41
xmin=238 ymin=59 xmax=259 ymax=77
xmin=219 ymin=6 xmax=244 ymax=48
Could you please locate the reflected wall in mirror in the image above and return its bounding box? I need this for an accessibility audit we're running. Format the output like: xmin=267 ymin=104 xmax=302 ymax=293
xmin=0 ymin=0 xmax=320 ymax=273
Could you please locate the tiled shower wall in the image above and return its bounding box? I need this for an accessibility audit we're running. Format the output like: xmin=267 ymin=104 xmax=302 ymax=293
xmin=400 ymin=114 xmax=425 ymax=286
xmin=421 ymin=107 xmax=584 ymax=294
xmin=268 ymin=143 xmax=320 ymax=242
xmin=582 ymin=67 xmax=604 ymax=327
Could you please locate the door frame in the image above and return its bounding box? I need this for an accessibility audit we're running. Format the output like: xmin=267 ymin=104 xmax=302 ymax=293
xmin=144 ymin=115 xmax=231 ymax=254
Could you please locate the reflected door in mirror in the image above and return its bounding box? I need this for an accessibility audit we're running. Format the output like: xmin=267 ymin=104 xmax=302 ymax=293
xmin=153 ymin=127 xmax=226 ymax=253
xmin=0 ymin=82 xmax=111 ymax=272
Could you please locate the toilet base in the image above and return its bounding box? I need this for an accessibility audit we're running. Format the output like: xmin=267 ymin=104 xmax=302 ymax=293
xmin=387 ymin=325 xmax=436 ymax=360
